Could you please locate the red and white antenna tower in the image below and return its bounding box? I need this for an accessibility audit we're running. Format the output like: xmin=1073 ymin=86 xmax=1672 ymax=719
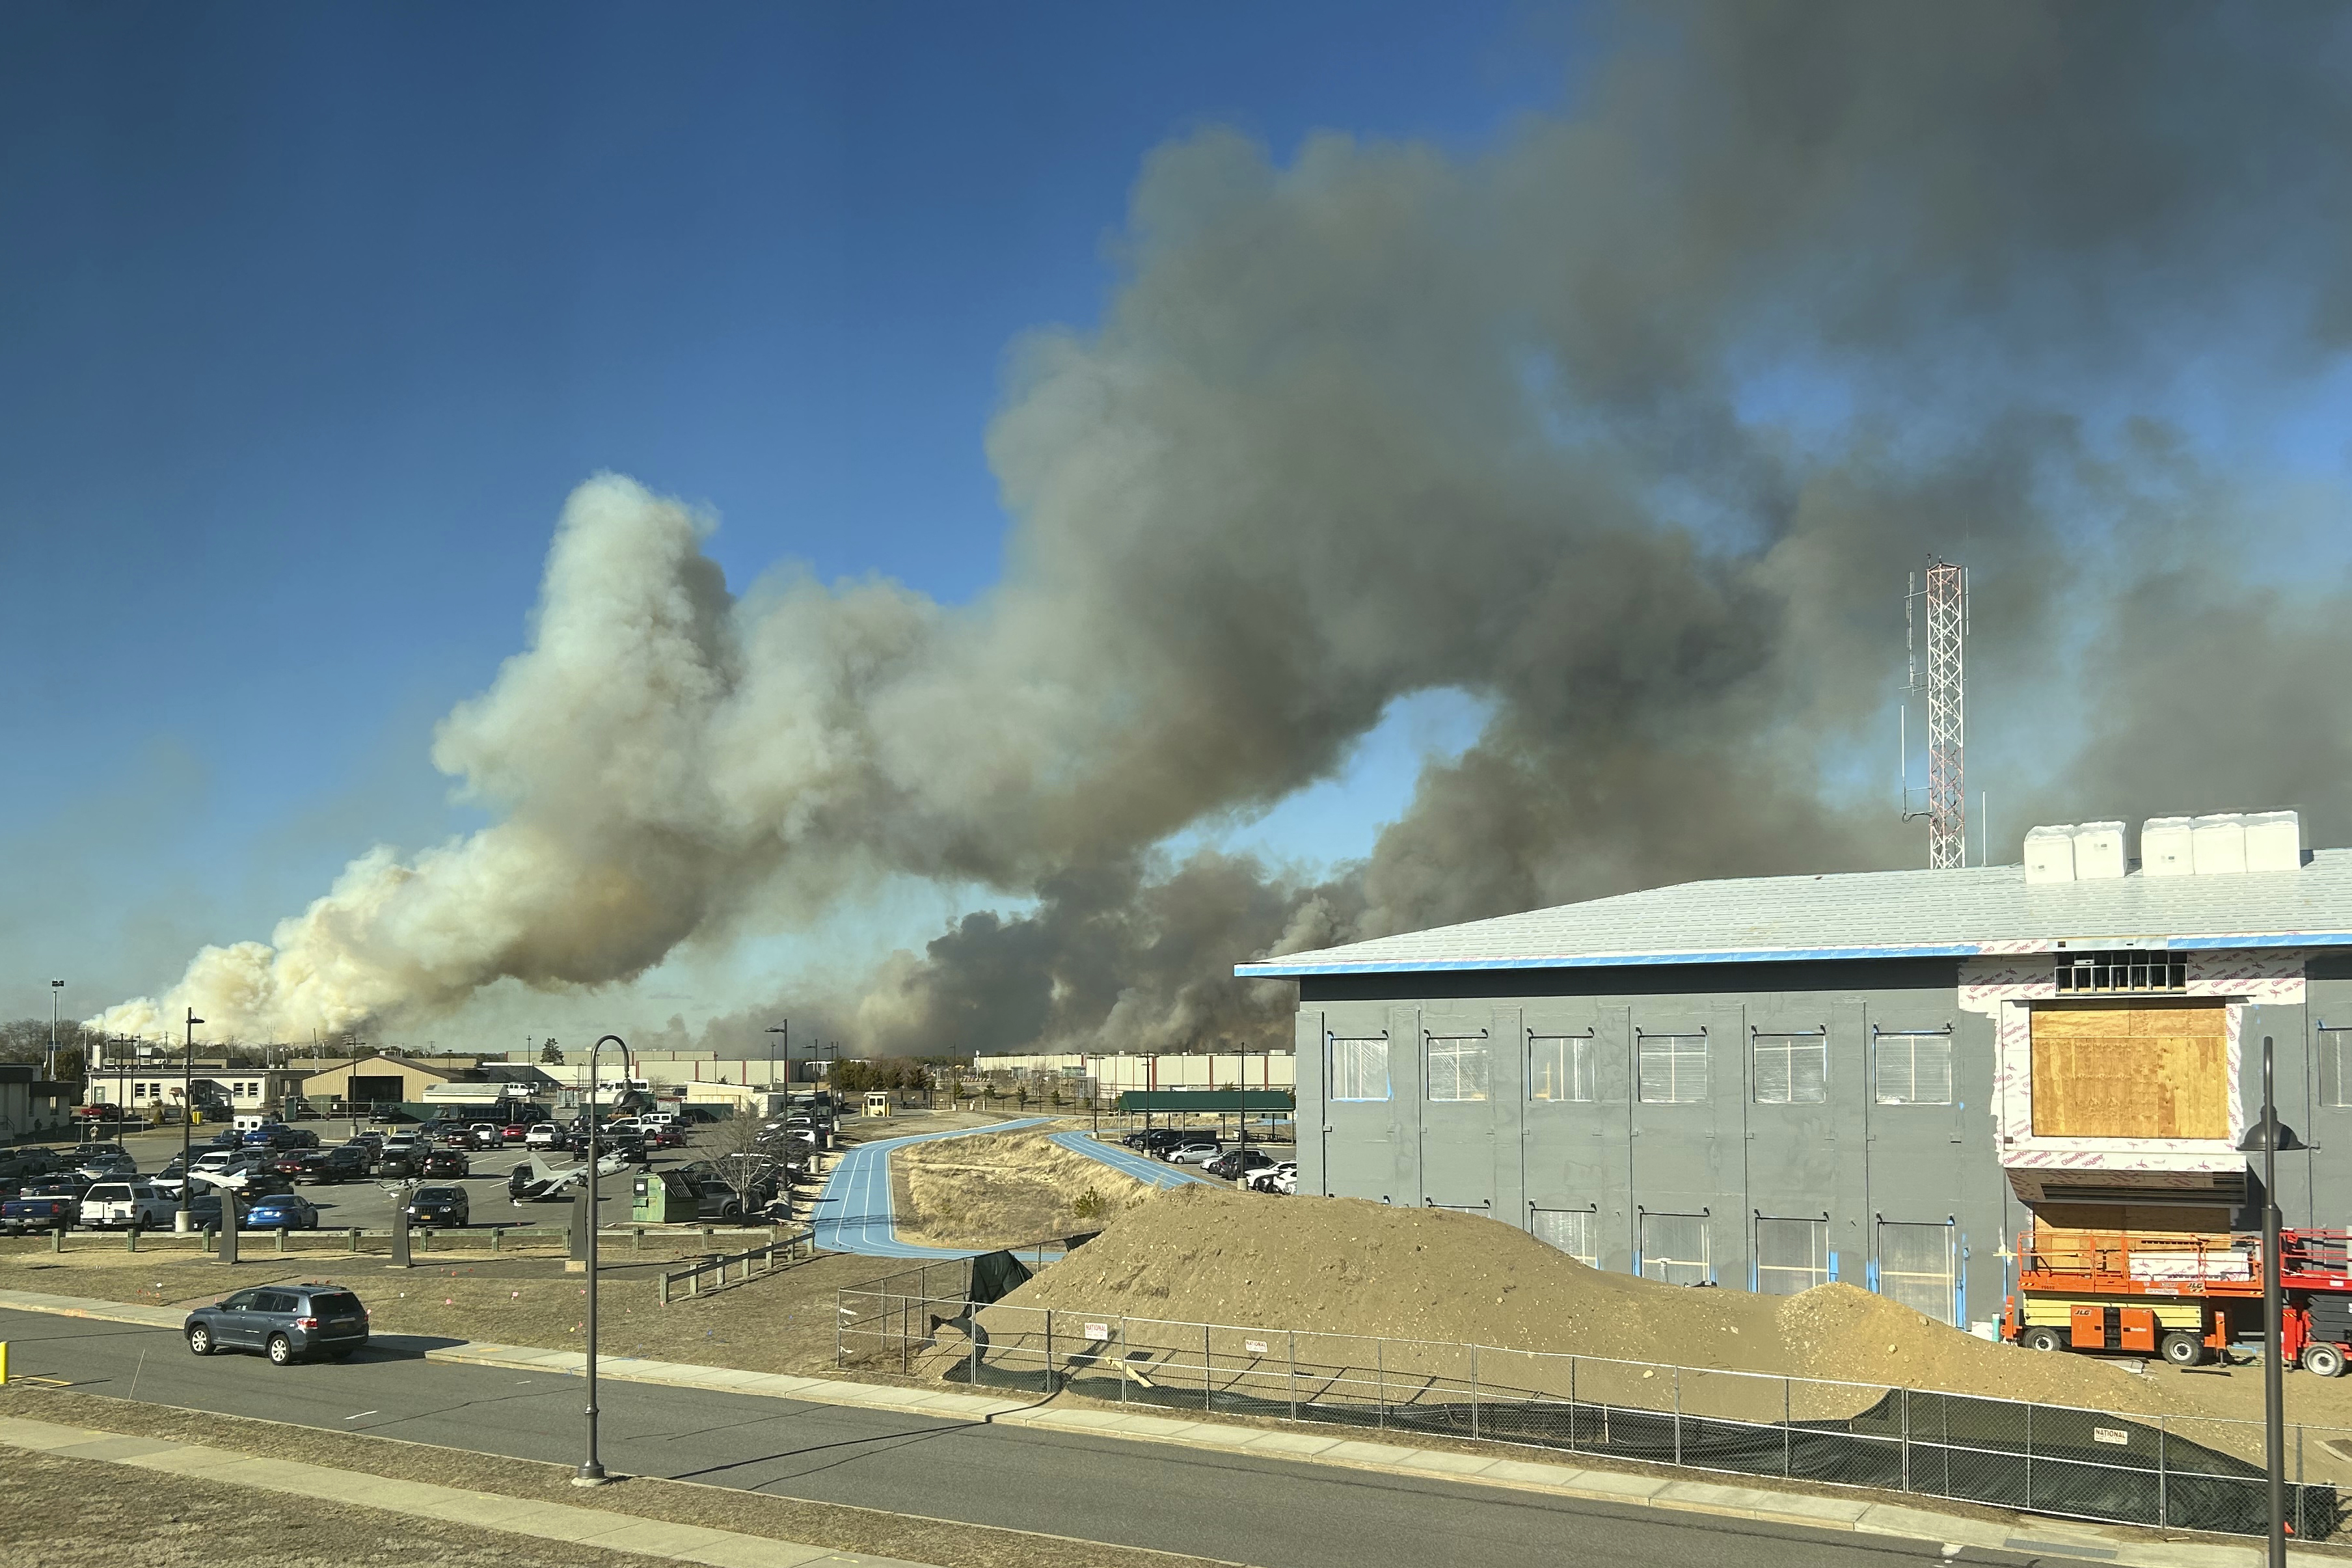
xmin=1901 ymin=559 xmax=1968 ymax=869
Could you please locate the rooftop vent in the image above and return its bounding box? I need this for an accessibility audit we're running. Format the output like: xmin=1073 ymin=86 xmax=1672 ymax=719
xmin=2022 ymin=821 xmax=2129 ymax=884
xmin=2139 ymin=810 xmax=2301 ymax=876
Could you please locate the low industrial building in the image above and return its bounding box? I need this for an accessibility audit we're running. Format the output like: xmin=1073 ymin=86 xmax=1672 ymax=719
xmin=280 ymin=1055 xmax=466 ymax=1110
xmin=1238 ymin=811 xmax=2351 ymax=1331
xmin=0 ymin=1064 xmax=75 ymax=1139
xmin=83 ymin=1062 xmax=312 ymax=1120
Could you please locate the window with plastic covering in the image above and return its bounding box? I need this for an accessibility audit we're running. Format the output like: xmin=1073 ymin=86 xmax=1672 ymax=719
xmin=1426 ymin=1034 xmax=1490 ymax=1102
xmin=1637 ymin=1032 xmax=1708 ymax=1104
xmin=1755 ymin=1216 xmax=1829 ymax=1295
xmin=1877 ymin=1221 xmax=1958 ymax=1325
xmin=1640 ymin=1211 xmax=1709 ymax=1285
xmin=1752 ymin=1031 xmax=1826 ymax=1104
xmin=1874 ymin=1028 xmax=1953 ymax=1105
xmin=1528 ymin=1033 xmax=1595 ymax=1102
xmin=1532 ymin=1206 xmax=1598 ymax=1266
xmin=1327 ymin=1034 xmax=1390 ymax=1102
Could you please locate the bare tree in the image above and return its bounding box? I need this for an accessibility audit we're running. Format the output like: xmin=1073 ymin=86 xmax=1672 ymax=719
xmin=707 ymin=1109 xmax=780 ymax=1219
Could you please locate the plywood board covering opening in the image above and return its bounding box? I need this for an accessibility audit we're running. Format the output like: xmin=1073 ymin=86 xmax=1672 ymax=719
xmin=2029 ymin=1003 xmax=2229 ymax=1139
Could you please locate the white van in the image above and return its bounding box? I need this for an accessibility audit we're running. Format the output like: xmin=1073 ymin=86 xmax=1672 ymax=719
xmin=79 ymin=1182 xmax=178 ymax=1230
xmin=233 ymin=1114 xmax=273 ymax=1135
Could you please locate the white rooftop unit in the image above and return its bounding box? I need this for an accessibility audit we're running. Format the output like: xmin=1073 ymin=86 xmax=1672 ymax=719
xmin=2072 ymin=821 xmax=2127 ymax=880
xmin=2245 ymin=810 xmax=2305 ymax=873
xmin=2141 ymin=816 xmax=2195 ymax=878
xmin=2023 ymin=824 xmax=2076 ymax=884
xmin=2191 ymin=813 xmax=2247 ymax=876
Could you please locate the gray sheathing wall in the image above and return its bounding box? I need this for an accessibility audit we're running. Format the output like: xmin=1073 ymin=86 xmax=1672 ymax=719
xmin=1298 ymin=960 xmax=2014 ymax=1329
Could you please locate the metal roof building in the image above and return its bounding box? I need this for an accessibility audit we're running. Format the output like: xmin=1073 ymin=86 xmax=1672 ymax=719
xmin=1239 ymin=820 xmax=2352 ymax=1332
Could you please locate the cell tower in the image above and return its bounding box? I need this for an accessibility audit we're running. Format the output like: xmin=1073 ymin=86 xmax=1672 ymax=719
xmin=1900 ymin=558 xmax=1968 ymax=869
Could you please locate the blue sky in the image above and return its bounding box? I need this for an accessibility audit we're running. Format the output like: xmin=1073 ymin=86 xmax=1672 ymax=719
xmin=0 ymin=2 xmax=1569 ymax=1023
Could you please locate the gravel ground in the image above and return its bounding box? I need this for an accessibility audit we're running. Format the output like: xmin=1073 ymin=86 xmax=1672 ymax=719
xmin=0 ymin=1386 xmax=1233 ymax=1568
xmin=0 ymin=1444 xmax=682 ymax=1568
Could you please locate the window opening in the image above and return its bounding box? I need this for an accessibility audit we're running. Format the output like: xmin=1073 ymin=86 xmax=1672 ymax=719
xmin=1529 ymin=1032 xmax=1596 ymax=1103
xmin=1425 ymin=1031 xmax=1490 ymax=1102
xmin=1532 ymin=1207 xmax=1599 ymax=1267
xmin=1327 ymin=1033 xmax=1391 ymax=1102
xmin=1877 ymin=1221 xmax=1958 ymax=1325
xmin=2054 ymin=949 xmax=2186 ymax=994
xmin=1752 ymin=1029 xmax=1827 ymax=1104
xmin=1638 ymin=1030 xmax=1709 ymax=1104
xmin=1874 ymin=1026 xmax=1954 ymax=1105
xmin=1755 ymin=1216 xmax=1830 ymax=1295
xmin=1640 ymin=1211 xmax=1710 ymax=1285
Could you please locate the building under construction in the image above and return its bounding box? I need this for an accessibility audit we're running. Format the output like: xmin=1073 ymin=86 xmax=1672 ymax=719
xmin=1237 ymin=809 xmax=2347 ymax=1331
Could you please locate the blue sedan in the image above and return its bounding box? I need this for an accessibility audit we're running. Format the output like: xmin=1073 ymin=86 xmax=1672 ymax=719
xmin=242 ymin=1193 xmax=320 ymax=1230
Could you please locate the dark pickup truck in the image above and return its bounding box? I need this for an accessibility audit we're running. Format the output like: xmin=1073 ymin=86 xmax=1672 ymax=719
xmin=1 ymin=1180 xmax=86 ymax=1232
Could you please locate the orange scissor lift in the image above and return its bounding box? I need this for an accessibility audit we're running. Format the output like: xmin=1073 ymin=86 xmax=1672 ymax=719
xmin=2005 ymin=1228 xmax=2352 ymax=1374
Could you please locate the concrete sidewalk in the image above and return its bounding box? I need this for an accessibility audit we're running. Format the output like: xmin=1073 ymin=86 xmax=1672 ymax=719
xmin=0 ymin=1283 xmax=2326 ymax=1566
xmin=0 ymin=1413 xmax=938 ymax=1568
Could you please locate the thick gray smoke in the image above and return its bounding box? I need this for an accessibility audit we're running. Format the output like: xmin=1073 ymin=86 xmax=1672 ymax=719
xmin=103 ymin=2 xmax=2352 ymax=1053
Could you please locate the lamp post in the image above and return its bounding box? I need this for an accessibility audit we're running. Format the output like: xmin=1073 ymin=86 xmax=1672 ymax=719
xmin=766 ymin=1021 xmax=787 ymax=1090
xmin=2238 ymin=1034 xmax=2305 ymax=1567
xmin=47 ymin=979 xmax=63 ymax=1085
xmin=574 ymin=1032 xmax=630 ymax=1487
xmin=178 ymin=1010 xmax=205 ymax=1233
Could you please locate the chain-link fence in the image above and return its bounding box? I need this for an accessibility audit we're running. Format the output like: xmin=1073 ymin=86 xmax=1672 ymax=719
xmin=837 ymin=1271 xmax=2347 ymax=1541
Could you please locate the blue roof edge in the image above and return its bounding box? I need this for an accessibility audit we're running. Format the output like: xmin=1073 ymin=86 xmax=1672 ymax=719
xmin=1234 ymin=928 xmax=2352 ymax=979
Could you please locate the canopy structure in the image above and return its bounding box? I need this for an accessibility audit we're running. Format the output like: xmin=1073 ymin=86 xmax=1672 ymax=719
xmin=1115 ymin=1088 xmax=1293 ymax=1113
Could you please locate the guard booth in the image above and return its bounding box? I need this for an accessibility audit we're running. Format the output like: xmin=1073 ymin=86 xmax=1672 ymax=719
xmin=632 ymin=1170 xmax=703 ymax=1223
xmin=864 ymin=1092 xmax=894 ymax=1118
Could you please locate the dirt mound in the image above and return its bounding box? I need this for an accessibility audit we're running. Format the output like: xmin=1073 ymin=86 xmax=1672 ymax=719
xmin=982 ymin=1187 xmax=2177 ymax=1415
xmin=893 ymin=1129 xmax=1154 ymax=1248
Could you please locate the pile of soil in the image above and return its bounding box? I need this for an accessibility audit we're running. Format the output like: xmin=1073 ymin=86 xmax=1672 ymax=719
xmin=980 ymin=1186 xmax=2183 ymax=1420
xmin=893 ymin=1129 xmax=1156 ymax=1249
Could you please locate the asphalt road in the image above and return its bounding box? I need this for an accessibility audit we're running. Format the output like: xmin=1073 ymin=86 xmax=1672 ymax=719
xmin=0 ymin=1306 xmax=2035 ymax=1568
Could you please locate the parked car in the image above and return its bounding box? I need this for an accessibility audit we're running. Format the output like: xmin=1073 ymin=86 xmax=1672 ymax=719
xmin=0 ymin=1146 xmax=56 ymax=1182
xmin=1248 ymin=1161 xmax=1299 ymax=1195
xmin=465 ymin=1122 xmax=501 ymax=1150
xmin=1204 ymin=1149 xmax=1278 ymax=1182
xmin=262 ymin=1150 xmax=314 ymax=1179
xmin=74 ymin=1147 xmax=137 ymax=1182
xmin=524 ymin=1122 xmax=567 ymax=1150
xmin=78 ymin=1181 xmax=179 ymax=1230
xmin=420 ymin=1148 xmax=471 ymax=1178
xmin=1164 ymin=1139 xmax=1223 ymax=1165
xmin=336 ymin=1139 xmax=379 ymax=1174
xmin=205 ymin=1129 xmax=246 ymax=1149
xmin=404 ymin=1185 xmax=469 ymax=1228
xmin=498 ymin=1122 xmax=530 ymax=1144
xmin=185 ymin=1282 xmax=370 ymax=1364
xmin=1126 ymin=1128 xmax=1198 ymax=1155
xmin=377 ymin=1139 xmax=427 ymax=1178
xmin=297 ymin=1148 xmax=368 ymax=1185
xmin=242 ymin=1192 xmax=320 ymax=1230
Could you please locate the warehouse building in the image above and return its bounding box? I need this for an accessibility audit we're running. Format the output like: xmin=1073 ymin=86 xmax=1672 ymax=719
xmin=1237 ymin=811 xmax=2352 ymax=1331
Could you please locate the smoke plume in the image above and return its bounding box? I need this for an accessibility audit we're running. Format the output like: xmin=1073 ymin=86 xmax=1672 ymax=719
xmin=101 ymin=3 xmax=2352 ymax=1053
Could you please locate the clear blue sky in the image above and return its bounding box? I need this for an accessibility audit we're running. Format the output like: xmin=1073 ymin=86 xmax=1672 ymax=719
xmin=0 ymin=2 xmax=1569 ymax=1021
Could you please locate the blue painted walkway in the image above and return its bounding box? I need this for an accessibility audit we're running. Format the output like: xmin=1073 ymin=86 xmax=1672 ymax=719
xmin=811 ymin=1118 xmax=1048 ymax=1258
xmin=1046 ymin=1130 xmax=1219 ymax=1189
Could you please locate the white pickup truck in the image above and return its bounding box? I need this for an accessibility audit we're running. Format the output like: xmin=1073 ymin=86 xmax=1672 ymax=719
xmin=78 ymin=1181 xmax=179 ymax=1230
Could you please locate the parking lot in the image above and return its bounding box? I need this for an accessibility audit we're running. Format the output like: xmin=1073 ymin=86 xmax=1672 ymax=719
xmin=28 ymin=1119 xmax=779 ymax=1232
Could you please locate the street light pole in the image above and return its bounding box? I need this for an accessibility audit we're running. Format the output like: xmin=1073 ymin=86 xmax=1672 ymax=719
xmin=47 ymin=979 xmax=63 ymax=1085
xmin=2236 ymin=1034 xmax=2308 ymax=1567
xmin=575 ymin=1032 xmax=629 ymax=1487
xmin=178 ymin=1010 xmax=205 ymax=1233
xmin=766 ymin=1021 xmax=787 ymax=1090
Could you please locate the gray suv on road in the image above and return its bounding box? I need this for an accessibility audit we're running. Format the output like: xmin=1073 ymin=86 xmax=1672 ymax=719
xmin=184 ymin=1282 xmax=370 ymax=1365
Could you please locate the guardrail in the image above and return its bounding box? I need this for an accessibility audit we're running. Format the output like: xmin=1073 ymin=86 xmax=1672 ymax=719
xmin=656 ymin=1226 xmax=818 ymax=1304
xmin=835 ymin=1285 xmax=2351 ymax=1543
xmin=5 ymin=1222 xmax=789 ymax=1256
